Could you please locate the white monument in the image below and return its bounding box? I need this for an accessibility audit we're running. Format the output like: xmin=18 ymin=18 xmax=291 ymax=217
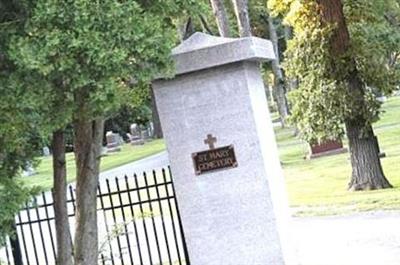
xmin=153 ymin=33 xmax=294 ymax=265
xmin=106 ymin=131 xmax=121 ymax=152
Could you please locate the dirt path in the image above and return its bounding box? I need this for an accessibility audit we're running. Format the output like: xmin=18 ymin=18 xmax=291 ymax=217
xmin=291 ymin=211 xmax=400 ymax=265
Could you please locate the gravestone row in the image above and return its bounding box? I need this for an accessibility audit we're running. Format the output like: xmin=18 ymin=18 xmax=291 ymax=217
xmin=105 ymin=122 xmax=155 ymax=153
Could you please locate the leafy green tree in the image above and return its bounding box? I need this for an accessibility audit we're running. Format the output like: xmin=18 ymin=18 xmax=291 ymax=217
xmin=269 ymin=0 xmax=399 ymax=190
xmin=9 ymin=1 xmax=206 ymax=264
xmin=2 ymin=1 xmax=76 ymax=262
xmin=0 ymin=0 xmax=44 ymax=246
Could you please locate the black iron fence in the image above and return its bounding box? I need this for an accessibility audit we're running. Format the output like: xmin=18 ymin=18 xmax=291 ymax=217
xmin=0 ymin=167 xmax=189 ymax=265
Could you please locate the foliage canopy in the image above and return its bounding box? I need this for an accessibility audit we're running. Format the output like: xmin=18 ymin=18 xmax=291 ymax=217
xmin=268 ymin=0 xmax=400 ymax=142
xmin=0 ymin=0 xmax=206 ymax=245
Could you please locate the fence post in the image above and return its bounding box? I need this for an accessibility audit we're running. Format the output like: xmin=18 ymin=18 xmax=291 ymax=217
xmin=10 ymin=222 xmax=23 ymax=265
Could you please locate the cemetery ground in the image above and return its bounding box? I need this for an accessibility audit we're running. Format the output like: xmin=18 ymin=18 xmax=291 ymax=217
xmin=22 ymin=139 xmax=165 ymax=190
xmin=278 ymin=95 xmax=400 ymax=216
xmin=10 ymin=97 xmax=400 ymax=265
xmin=22 ymin=96 xmax=400 ymax=217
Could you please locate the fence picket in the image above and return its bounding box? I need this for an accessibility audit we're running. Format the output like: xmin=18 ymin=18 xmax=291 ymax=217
xmin=33 ymin=198 xmax=48 ymax=265
xmin=105 ymin=178 xmax=125 ymax=265
xmin=170 ymin=167 xmax=191 ymax=265
xmin=163 ymin=168 xmax=184 ymax=265
xmin=16 ymin=213 xmax=29 ymax=265
xmin=98 ymin=184 xmax=116 ymax=265
xmin=153 ymin=170 xmax=173 ymax=265
xmin=115 ymin=177 xmax=135 ymax=265
xmin=1 ymin=167 xmax=188 ymax=265
xmin=124 ymin=175 xmax=144 ymax=265
xmin=133 ymin=173 xmax=153 ymax=265
xmin=41 ymin=192 xmax=56 ymax=260
xmin=143 ymin=172 xmax=163 ymax=265
xmin=5 ymin=238 xmax=11 ymax=265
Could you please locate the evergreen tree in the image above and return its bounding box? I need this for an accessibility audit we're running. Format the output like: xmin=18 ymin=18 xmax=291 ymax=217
xmin=7 ymin=0 xmax=206 ymax=264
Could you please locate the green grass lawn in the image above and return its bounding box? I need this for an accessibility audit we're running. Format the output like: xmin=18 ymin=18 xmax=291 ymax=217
xmin=278 ymin=96 xmax=400 ymax=216
xmin=22 ymin=139 xmax=166 ymax=190
xmin=22 ymin=97 xmax=400 ymax=216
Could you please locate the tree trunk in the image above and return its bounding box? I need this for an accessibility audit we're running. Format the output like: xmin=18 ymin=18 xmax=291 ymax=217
xmin=183 ymin=17 xmax=195 ymax=40
xmin=231 ymin=0 xmax=251 ymax=37
xmin=150 ymin=85 xmax=163 ymax=139
xmin=52 ymin=130 xmax=74 ymax=265
xmin=199 ymin=15 xmax=214 ymax=35
xmin=209 ymin=0 xmax=231 ymax=37
xmin=284 ymin=26 xmax=298 ymax=92
xmin=177 ymin=17 xmax=195 ymax=41
xmin=317 ymin=0 xmax=392 ymax=190
xmin=345 ymin=120 xmax=392 ymax=190
xmin=265 ymin=83 xmax=275 ymax=106
xmin=267 ymin=14 xmax=289 ymax=127
xmin=274 ymin=83 xmax=288 ymax=127
xmin=10 ymin=222 xmax=23 ymax=265
xmin=73 ymin=117 xmax=104 ymax=265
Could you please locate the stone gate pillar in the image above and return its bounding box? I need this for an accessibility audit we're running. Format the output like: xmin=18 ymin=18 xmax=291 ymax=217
xmin=152 ymin=33 xmax=294 ymax=265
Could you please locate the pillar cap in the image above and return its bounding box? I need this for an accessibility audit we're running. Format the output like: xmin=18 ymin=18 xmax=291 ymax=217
xmin=170 ymin=32 xmax=275 ymax=76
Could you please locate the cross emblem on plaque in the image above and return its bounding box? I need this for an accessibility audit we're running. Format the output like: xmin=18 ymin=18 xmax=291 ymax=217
xmin=204 ymin=134 xmax=217 ymax=149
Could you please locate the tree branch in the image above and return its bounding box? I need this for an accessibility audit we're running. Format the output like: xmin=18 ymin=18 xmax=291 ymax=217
xmin=199 ymin=15 xmax=214 ymax=35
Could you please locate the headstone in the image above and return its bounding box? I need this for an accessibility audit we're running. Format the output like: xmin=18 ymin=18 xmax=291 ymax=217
xmin=22 ymin=163 xmax=36 ymax=177
xmin=42 ymin=146 xmax=50 ymax=157
xmin=307 ymin=139 xmax=347 ymax=159
xmin=106 ymin=131 xmax=121 ymax=152
xmin=140 ymin=123 xmax=154 ymax=140
xmin=152 ymin=33 xmax=295 ymax=265
xmin=117 ymin=134 xmax=124 ymax=145
xmin=377 ymin=96 xmax=387 ymax=102
xmin=148 ymin=121 xmax=154 ymax=137
xmin=129 ymin=123 xmax=144 ymax=145
xmin=141 ymin=126 xmax=152 ymax=140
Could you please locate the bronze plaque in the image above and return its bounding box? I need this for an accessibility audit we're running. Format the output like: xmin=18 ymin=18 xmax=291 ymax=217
xmin=192 ymin=145 xmax=238 ymax=175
